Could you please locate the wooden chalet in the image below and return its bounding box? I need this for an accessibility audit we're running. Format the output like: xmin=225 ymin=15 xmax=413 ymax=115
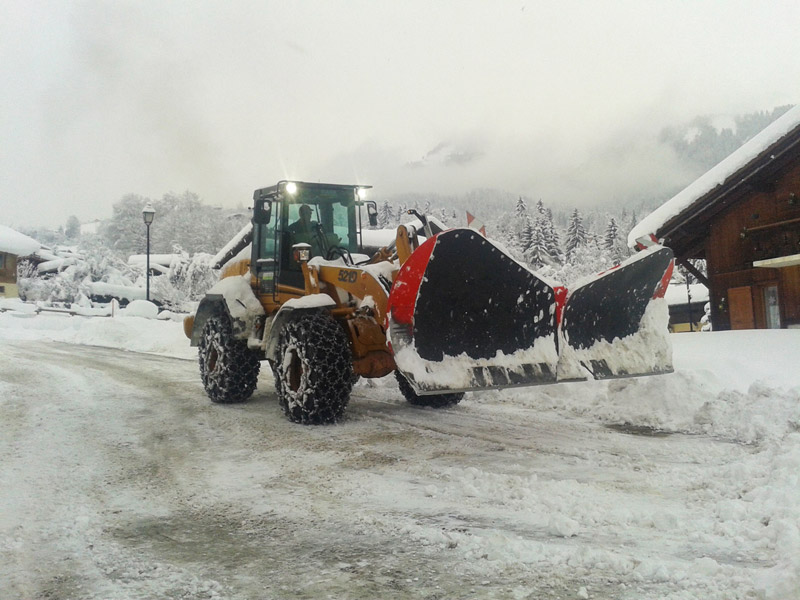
xmin=0 ymin=225 xmax=40 ymax=299
xmin=630 ymin=105 xmax=800 ymax=330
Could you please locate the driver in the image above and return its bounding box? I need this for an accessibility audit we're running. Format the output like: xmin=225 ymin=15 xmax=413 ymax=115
xmin=288 ymin=204 xmax=314 ymax=235
xmin=287 ymin=204 xmax=322 ymax=262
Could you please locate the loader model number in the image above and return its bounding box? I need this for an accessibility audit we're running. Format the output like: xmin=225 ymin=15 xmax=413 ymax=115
xmin=338 ymin=269 xmax=358 ymax=284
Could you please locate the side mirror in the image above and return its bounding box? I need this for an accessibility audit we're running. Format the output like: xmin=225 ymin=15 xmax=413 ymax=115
xmin=253 ymin=199 xmax=272 ymax=224
xmin=366 ymin=201 xmax=378 ymax=227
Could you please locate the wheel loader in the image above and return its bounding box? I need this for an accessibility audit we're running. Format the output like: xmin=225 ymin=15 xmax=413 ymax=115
xmin=184 ymin=180 xmax=675 ymax=425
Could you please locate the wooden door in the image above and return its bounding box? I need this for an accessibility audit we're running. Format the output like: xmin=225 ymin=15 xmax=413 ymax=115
xmin=728 ymin=286 xmax=755 ymax=330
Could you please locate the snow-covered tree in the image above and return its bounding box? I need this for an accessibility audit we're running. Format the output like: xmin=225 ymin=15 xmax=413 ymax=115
xmin=518 ymin=214 xmax=534 ymax=255
xmin=542 ymin=208 xmax=562 ymax=265
xmin=514 ymin=196 xmax=528 ymax=218
xmin=101 ymin=191 xmax=250 ymax=259
xmin=525 ymin=218 xmax=548 ymax=268
xmin=65 ymin=216 xmax=81 ymax=239
xmin=395 ymin=203 xmax=408 ymax=225
xmin=101 ymin=193 xmax=151 ymax=256
xmin=565 ymin=209 xmax=588 ymax=259
xmin=552 ymin=242 xmax=612 ymax=287
xmin=378 ymin=201 xmax=394 ymax=228
xmin=604 ymin=217 xmax=627 ymax=263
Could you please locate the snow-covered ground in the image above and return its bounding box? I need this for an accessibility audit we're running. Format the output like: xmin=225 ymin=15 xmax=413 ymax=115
xmin=1 ymin=307 xmax=799 ymax=599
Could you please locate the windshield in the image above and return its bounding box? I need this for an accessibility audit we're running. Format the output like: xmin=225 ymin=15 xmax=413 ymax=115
xmin=283 ymin=186 xmax=358 ymax=257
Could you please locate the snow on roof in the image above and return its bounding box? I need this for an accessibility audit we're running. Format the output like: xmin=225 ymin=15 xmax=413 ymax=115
xmin=665 ymin=283 xmax=709 ymax=307
xmin=629 ymin=104 xmax=800 ymax=248
xmin=0 ymin=224 xmax=41 ymax=256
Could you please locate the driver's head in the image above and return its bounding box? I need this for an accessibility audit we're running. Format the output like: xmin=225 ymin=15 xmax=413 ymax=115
xmin=299 ymin=204 xmax=312 ymax=220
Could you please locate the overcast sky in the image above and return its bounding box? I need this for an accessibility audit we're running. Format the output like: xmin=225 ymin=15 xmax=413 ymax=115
xmin=2 ymin=0 xmax=799 ymax=229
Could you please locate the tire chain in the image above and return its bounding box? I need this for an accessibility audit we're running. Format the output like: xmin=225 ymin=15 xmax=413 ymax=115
xmin=198 ymin=315 xmax=260 ymax=403
xmin=275 ymin=312 xmax=354 ymax=424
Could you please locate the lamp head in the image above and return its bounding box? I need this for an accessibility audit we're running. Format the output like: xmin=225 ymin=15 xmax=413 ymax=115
xmin=142 ymin=203 xmax=155 ymax=225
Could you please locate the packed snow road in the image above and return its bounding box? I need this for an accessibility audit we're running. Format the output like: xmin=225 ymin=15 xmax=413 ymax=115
xmin=1 ymin=324 xmax=799 ymax=599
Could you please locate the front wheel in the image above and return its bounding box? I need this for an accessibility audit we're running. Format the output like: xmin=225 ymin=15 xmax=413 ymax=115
xmin=275 ymin=312 xmax=354 ymax=424
xmin=395 ymin=371 xmax=464 ymax=408
xmin=198 ymin=314 xmax=260 ymax=403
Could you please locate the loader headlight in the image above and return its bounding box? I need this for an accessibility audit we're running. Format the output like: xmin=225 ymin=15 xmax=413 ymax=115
xmin=285 ymin=182 xmax=298 ymax=195
xmin=357 ymin=187 xmax=368 ymax=200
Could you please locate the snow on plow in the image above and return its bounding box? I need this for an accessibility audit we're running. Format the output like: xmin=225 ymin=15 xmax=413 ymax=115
xmin=387 ymin=228 xmax=674 ymax=395
xmin=556 ymin=246 xmax=674 ymax=381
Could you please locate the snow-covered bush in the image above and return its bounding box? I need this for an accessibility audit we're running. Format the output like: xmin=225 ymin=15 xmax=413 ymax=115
xmin=19 ymin=238 xmax=142 ymax=307
xmin=701 ymin=301 xmax=713 ymax=331
xmin=550 ymin=242 xmax=615 ymax=287
xmin=150 ymin=251 xmax=217 ymax=312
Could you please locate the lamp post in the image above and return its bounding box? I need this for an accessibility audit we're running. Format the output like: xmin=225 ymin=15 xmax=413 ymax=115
xmin=142 ymin=203 xmax=155 ymax=302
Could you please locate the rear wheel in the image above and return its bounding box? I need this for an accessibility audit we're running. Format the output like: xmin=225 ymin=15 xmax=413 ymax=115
xmin=199 ymin=314 xmax=260 ymax=403
xmin=395 ymin=371 xmax=464 ymax=408
xmin=275 ymin=312 xmax=353 ymax=424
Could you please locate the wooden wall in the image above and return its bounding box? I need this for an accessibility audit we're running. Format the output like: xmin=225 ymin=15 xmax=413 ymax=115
xmin=0 ymin=252 xmax=19 ymax=297
xmin=0 ymin=252 xmax=17 ymax=284
xmin=706 ymin=159 xmax=800 ymax=329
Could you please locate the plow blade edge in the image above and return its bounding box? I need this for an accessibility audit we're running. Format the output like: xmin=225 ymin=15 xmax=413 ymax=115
xmin=388 ymin=229 xmax=560 ymax=395
xmin=556 ymin=245 xmax=675 ymax=381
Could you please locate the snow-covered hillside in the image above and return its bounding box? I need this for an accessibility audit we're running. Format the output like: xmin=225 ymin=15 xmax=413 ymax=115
xmin=1 ymin=309 xmax=799 ymax=599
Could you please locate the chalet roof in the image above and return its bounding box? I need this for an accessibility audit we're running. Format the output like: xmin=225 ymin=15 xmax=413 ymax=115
xmin=628 ymin=104 xmax=800 ymax=256
xmin=0 ymin=224 xmax=41 ymax=256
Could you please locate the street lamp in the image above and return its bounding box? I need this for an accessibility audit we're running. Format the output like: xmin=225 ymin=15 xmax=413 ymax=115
xmin=142 ymin=203 xmax=155 ymax=302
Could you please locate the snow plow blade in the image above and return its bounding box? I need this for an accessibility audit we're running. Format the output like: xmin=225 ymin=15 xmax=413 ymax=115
xmin=556 ymin=245 xmax=675 ymax=381
xmin=387 ymin=229 xmax=560 ymax=395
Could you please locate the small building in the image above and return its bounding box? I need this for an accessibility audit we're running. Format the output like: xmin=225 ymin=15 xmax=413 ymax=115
xmin=665 ymin=283 xmax=709 ymax=332
xmin=630 ymin=105 xmax=800 ymax=330
xmin=0 ymin=225 xmax=41 ymax=298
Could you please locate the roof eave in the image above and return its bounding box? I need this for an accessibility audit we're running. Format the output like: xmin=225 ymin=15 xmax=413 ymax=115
xmin=657 ymin=126 xmax=800 ymax=253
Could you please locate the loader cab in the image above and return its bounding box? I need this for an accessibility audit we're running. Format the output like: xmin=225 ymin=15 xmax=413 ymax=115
xmin=251 ymin=181 xmax=371 ymax=294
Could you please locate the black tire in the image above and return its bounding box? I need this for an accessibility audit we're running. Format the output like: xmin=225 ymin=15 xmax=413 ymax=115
xmin=275 ymin=312 xmax=353 ymax=425
xmin=198 ymin=314 xmax=260 ymax=404
xmin=395 ymin=371 xmax=464 ymax=408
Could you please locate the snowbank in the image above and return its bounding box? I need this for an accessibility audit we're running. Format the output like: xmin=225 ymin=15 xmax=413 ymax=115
xmin=672 ymin=329 xmax=800 ymax=394
xmin=0 ymin=307 xmax=194 ymax=359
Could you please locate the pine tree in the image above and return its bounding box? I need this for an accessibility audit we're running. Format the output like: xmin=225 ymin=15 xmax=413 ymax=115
xmin=526 ymin=212 xmax=562 ymax=269
xmin=604 ymin=217 xmax=619 ymax=249
xmin=515 ymin=196 xmax=528 ymax=218
xmin=511 ymin=196 xmax=532 ymax=254
xmin=543 ymin=208 xmax=562 ymax=265
xmin=518 ymin=214 xmax=534 ymax=255
xmin=604 ymin=217 xmax=626 ymax=263
xmin=525 ymin=217 xmax=549 ymax=268
xmin=378 ymin=201 xmax=393 ymax=228
xmin=565 ymin=209 xmax=588 ymax=259
xmin=395 ymin=203 xmax=408 ymax=224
